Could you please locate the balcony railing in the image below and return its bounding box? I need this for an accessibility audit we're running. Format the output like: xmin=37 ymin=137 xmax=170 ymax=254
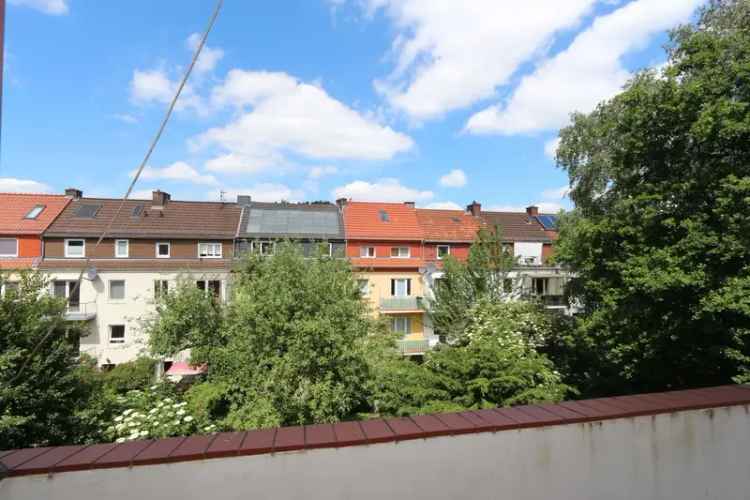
xmin=380 ymin=296 xmax=425 ymax=313
xmin=397 ymin=339 xmax=430 ymax=356
xmin=64 ymin=302 xmax=97 ymax=321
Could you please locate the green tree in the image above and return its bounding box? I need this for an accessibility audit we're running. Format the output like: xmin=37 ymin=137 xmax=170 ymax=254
xmin=555 ymin=0 xmax=750 ymax=393
xmin=0 ymin=272 xmax=89 ymax=448
xmin=428 ymin=228 xmax=516 ymax=342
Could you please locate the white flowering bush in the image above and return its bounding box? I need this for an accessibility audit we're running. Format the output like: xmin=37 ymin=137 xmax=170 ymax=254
xmin=103 ymin=385 xmax=217 ymax=442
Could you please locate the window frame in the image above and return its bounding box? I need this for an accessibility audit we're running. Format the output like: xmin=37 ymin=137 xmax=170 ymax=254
xmin=24 ymin=205 xmax=46 ymax=220
xmin=391 ymin=278 xmax=411 ymax=297
xmin=156 ymin=242 xmax=171 ymax=259
xmin=253 ymin=240 xmax=275 ymax=256
xmin=390 ymin=246 xmax=410 ymax=258
xmin=197 ymin=279 xmax=222 ymax=301
xmin=357 ymin=279 xmax=369 ymax=297
xmin=360 ymin=246 xmax=376 ymax=258
xmin=436 ymin=245 xmax=450 ymax=259
xmin=64 ymin=239 xmax=86 ymax=258
xmin=198 ymin=242 xmax=223 ymax=259
xmin=108 ymin=279 xmax=126 ymax=301
xmin=391 ymin=317 xmax=411 ymax=334
xmin=115 ymin=239 xmax=129 ymax=258
xmin=109 ymin=325 xmax=126 ymax=344
xmin=0 ymin=238 xmax=18 ymax=258
xmin=1 ymin=281 xmax=19 ymax=297
xmin=154 ymin=279 xmax=169 ymax=300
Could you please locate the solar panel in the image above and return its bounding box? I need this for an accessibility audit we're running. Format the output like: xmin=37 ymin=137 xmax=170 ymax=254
xmin=536 ymin=215 xmax=558 ymax=230
xmin=75 ymin=204 xmax=101 ymax=218
xmin=245 ymin=207 xmax=342 ymax=237
xmin=132 ymin=204 xmax=144 ymax=217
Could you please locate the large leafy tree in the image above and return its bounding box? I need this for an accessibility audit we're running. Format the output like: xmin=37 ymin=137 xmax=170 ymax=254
xmin=555 ymin=0 xmax=750 ymax=393
xmin=0 ymin=272 xmax=89 ymax=447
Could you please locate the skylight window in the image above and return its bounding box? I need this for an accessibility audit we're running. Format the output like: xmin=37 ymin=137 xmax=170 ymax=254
xmin=132 ymin=204 xmax=144 ymax=217
xmin=379 ymin=210 xmax=390 ymax=222
xmin=75 ymin=204 xmax=101 ymax=218
xmin=24 ymin=205 xmax=45 ymax=220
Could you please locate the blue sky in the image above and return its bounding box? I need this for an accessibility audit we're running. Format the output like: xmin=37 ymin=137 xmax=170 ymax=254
xmin=2 ymin=0 xmax=704 ymax=211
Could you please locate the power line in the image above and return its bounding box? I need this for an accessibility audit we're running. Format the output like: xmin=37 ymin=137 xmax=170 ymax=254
xmin=10 ymin=0 xmax=224 ymax=382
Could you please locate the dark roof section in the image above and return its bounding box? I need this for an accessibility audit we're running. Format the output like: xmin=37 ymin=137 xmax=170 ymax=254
xmin=479 ymin=211 xmax=553 ymax=242
xmin=535 ymin=214 xmax=558 ymax=230
xmin=1 ymin=385 xmax=748 ymax=478
xmin=237 ymin=202 xmax=344 ymax=240
xmin=44 ymin=197 xmax=243 ymax=239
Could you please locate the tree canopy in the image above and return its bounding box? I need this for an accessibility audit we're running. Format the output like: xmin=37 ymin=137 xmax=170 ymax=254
xmin=555 ymin=0 xmax=750 ymax=393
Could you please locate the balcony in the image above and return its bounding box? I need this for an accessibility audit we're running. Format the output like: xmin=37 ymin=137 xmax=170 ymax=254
xmin=379 ymin=296 xmax=425 ymax=314
xmin=64 ymin=302 xmax=97 ymax=321
xmin=397 ymin=338 xmax=430 ymax=356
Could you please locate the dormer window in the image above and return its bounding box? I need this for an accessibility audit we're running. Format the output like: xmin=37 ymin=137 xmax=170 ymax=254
xmin=156 ymin=242 xmax=171 ymax=258
xmin=24 ymin=205 xmax=46 ymax=219
xmin=391 ymin=247 xmax=410 ymax=258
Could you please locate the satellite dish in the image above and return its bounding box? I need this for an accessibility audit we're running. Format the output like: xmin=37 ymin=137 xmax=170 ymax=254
xmin=85 ymin=266 xmax=98 ymax=281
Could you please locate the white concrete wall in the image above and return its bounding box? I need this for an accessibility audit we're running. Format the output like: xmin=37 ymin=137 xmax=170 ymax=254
xmin=46 ymin=269 xmax=230 ymax=365
xmin=2 ymin=405 xmax=748 ymax=500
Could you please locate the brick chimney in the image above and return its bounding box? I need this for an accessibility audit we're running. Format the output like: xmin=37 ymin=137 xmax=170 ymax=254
xmin=65 ymin=188 xmax=82 ymax=200
xmin=336 ymin=198 xmax=348 ymax=209
xmin=466 ymin=201 xmax=482 ymax=217
xmin=403 ymin=201 xmax=415 ymax=208
xmin=237 ymin=195 xmax=252 ymax=206
xmin=526 ymin=205 xmax=539 ymax=217
xmin=152 ymin=190 xmax=170 ymax=209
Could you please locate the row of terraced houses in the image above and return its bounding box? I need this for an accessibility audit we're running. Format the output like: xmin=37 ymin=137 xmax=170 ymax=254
xmin=0 ymin=188 xmax=570 ymax=369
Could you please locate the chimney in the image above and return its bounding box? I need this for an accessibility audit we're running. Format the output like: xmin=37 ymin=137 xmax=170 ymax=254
xmin=403 ymin=201 xmax=415 ymax=208
xmin=237 ymin=195 xmax=252 ymax=206
xmin=526 ymin=205 xmax=539 ymax=217
xmin=466 ymin=201 xmax=481 ymax=217
xmin=152 ymin=190 xmax=170 ymax=209
xmin=336 ymin=198 xmax=348 ymax=209
xmin=65 ymin=188 xmax=82 ymax=200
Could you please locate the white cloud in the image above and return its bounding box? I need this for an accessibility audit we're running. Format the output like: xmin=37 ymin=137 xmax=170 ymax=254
xmin=332 ymin=178 xmax=433 ymax=202
xmin=466 ymin=0 xmax=704 ymax=134
xmin=308 ymin=165 xmax=338 ymax=179
xmin=424 ymin=201 xmax=462 ymax=210
xmin=544 ymin=137 xmax=561 ymax=159
xmin=129 ymin=189 xmax=157 ymax=200
xmin=129 ymin=68 xmax=203 ymax=112
xmin=486 ymin=202 xmax=564 ymax=213
xmin=195 ymin=70 xmax=413 ymax=173
xmin=9 ymin=0 xmax=68 ymax=15
xmin=364 ymin=0 xmax=597 ymax=120
xmin=0 ymin=177 xmax=52 ymax=193
xmin=113 ymin=113 xmax=138 ymax=124
xmin=209 ymin=184 xmax=305 ymax=203
xmin=186 ymin=33 xmax=224 ymax=74
xmin=439 ymin=169 xmax=467 ymax=188
xmin=135 ymin=161 xmax=218 ymax=186
xmin=541 ymin=185 xmax=570 ymax=200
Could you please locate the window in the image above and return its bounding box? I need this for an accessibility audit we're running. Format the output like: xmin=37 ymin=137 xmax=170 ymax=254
xmin=378 ymin=209 xmax=390 ymax=222
xmin=360 ymin=246 xmax=376 ymax=258
xmin=75 ymin=204 xmax=101 ymax=218
xmin=64 ymin=239 xmax=85 ymax=258
xmin=53 ymin=280 xmax=80 ymax=311
xmin=24 ymin=205 xmax=45 ymax=219
xmin=391 ymin=317 xmax=410 ymax=334
xmin=357 ymin=279 xmax=369 ymax=296
xmin=154 ymin=280 xmax=169 ymax=300
xmin=503 ymin=278 xmax=513 ymax=293
xmin=0 ymin=238 xmax=18 ymax=257
xmin=115 ymin=239 xmax=129 ymax=258
xmin=156 ymin=242 xmax=171 ymax=258
xmin=198 ymin=242 xmax=223 ymax=258
xmin=253 ymin=241 xmax=274 ymax=256
xmin=391 ymin=278 xmax=411 ymax=297
xmin=437 ymin=245 xmax=450 ymax=259
xmin=109 ymin=325 xmax=125 ymax=344
xmin=197 ymin=280 xmax=222 ymax=299
xmin=391 ymin=247 xmax=410 ymax=258
xmin=1 ymin=281 xmax=19 ymax=297
xmin=109 ymin=280 xmax=126 ymax=301
xmin=533 ymin=278 xmax=549 ymax=296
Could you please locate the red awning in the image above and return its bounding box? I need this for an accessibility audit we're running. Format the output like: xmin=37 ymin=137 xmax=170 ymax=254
xmin=165 ymin=362 xmax=207 ymax=376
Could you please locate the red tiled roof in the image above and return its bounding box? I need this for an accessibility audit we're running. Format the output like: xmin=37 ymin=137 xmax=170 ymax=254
xmin=416 ymin=208 xmax=481 ymax=242
xmin=342 ymin=202 xmax=423 ymax=241
xmin=1 ymin=385 xmax=749 ymax=477
xmin=0 ymin=194 xmax=70 ymax=235
xmin=479 ymin=211 xmax=552 ymax=242
xmin=350 ymin=257 xmax=424 ymax=269
xmin=45 ymin=197 xmax=242 ymax=239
